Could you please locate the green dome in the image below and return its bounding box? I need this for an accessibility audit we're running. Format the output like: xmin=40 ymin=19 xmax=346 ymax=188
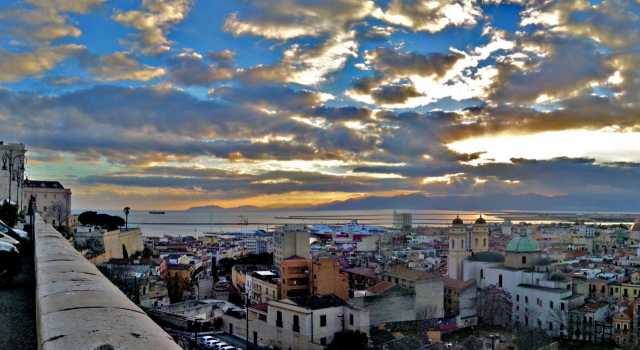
xmin=506 ymin=235 xmax=540 ymax=253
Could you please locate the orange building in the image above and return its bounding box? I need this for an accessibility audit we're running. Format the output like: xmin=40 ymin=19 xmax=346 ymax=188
xmin=311 ymin=256 xmax=349 ymax=301
xmin=280 ymin=256 xmax=310 ymax=298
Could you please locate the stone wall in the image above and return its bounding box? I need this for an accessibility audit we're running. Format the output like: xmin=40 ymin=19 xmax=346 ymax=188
xmin=34 ymin=215 xmax=181 ymax=350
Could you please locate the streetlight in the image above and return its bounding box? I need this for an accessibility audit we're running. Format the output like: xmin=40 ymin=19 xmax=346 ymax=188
xmin=123 ymin=206 xmax=131 ymax=230
xmin=2 ymin=149 xmax=25 ymax=206
xmin=244 ymin=291 xmax=250 ymax=350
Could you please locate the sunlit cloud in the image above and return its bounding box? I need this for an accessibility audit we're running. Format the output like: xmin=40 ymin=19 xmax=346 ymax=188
xmin=448 ymin=129 xmax=640 ymax=165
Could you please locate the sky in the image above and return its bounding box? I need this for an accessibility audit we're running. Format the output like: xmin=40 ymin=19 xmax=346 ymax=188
xmin=1 ymin=0 xmax=640 ymax=211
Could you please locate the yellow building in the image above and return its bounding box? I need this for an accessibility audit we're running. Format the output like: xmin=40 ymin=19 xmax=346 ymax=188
xmin=310 ymin=256 xmax=349 ymax=301
xmin=612 ymin=309 xmax=633 ymax=346
xmin=280 ymin=256 xmax=310 ymax=298
xmin=609 ymin=283 xmax=640 ymax=300
xmin=103 ymin=228 xmax=144 ymax=260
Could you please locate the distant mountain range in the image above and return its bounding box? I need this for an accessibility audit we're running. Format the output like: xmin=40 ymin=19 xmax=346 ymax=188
xmin=183 ymin=192 xmax=640 ymax=213
xmin=187 ymin=204 xmax=262 ymax=212
xmin=308 ymin=193 xmax=640 ymax=212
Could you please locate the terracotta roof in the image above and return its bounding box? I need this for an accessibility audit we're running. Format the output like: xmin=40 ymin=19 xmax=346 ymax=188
xmin=343 ymin=267 xmax=377 ymax=279
xmin=366 ymin=281 xmax=396 ymax=295
xmin=251 ymin=303 xmax=269 ymax=312
xmin=283 ymin=255 xmax=308 ymax=260
xmin=442 ymin=277 xmax=475 ymax=291
xmin=384 ymin=265 xmax=435 ymax=282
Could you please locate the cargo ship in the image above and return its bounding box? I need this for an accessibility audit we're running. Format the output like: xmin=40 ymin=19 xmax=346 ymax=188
xmin=148 ymin=211 xmax=166 ymax=215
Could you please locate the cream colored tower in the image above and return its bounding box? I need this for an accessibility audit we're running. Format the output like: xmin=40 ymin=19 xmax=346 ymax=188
xmin=447 ymin=216 xmax=467 ymax=280
xmin=472 ymin=216 xmax=490 ymax=253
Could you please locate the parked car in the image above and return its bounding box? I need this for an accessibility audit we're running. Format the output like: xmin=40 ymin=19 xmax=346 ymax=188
xmin=0 ymin=232 xmax=22 ymax=253
xmin=0 ymin=240 xmax=20 ymax=281
xmin=198 ymin=336 xmax=215 ymax=345
xmin=204 ymin=340 xmax=225 ymax=349
xmin=0 ymin=220 xmax=29 ymax=243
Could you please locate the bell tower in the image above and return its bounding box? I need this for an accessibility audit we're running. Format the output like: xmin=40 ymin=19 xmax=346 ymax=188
xmin=472 ymin=215 xmax=489 ymax=253
xmin=447 ymin=216 xmax=467 ymax=280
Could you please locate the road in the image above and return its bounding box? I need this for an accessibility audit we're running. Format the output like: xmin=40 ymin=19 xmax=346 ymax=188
xmin=0 ymin=250 xmax=36 ymax=350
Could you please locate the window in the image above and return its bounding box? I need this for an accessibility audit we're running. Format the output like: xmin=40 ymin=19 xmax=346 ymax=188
xmin=320 ymin=315 xmax=327 ymax=327
xmin=350 ymin=313 xmax=354 ymax=326
xmin=525 ymin=296 xmax=528 ymax=304
xmin=522 ymin=256 xmax=527 ymax=264
xmin=475 ymin=238 xmax=478 ymax=247
xmin=549 ymin=301 xmax=554 ymax=309
xmin=549 ymin=322 xmax=553 ymax=331
xmin=320 ymin=337 xmax=327 ymax=346
xmin=516 ymin=294 xmax=520 ymax=302
xmin=480 ymin=269 xmax=484 ymax=279
xmin=498 ymin=274 xmax=503 ymax=288
xmin=292 ymin=315 xmax=300 ymax=332
xmin=483 ymin=238 xmax=487 ymax=247
xmin=537 ymin=320 xmax=542 ymax=328
xmin=276 ymin=311 xmax=283 ymax=328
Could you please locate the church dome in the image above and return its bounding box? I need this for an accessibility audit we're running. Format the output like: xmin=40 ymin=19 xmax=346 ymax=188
xmin=475 ymin=216 xmax=486 ymax=224
xmin=452 ymin=216 xmax=464 ymax=225
xmin=506 ymin=235 xmax=540 ymax=253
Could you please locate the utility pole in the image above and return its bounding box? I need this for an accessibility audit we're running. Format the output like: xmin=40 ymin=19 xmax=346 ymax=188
xmin=2 ymin=149 xmax=24 ymax=207
xmin=245 ymin=291 xmax=250 ymax=350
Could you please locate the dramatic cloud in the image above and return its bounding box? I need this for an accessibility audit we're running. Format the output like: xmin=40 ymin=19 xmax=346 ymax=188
xmin=83 ymin=52 xmax=166 ymax=81
xmin=167 ymin=50 xmax=234 ymax=86
xmin=0 ymin=44 xmax=84 ymax=82
xmin=0 ymin=0 xmax=104 ymax=43
xmin=372 ymin=0 xmax=482 ymax=33
xmin=1 ymin=0 xmax=639 ymax=209
xmin=113 ymin=0 xmax=192 ymax=54
xmin=223 ymin=0 xmax=375 ymax=40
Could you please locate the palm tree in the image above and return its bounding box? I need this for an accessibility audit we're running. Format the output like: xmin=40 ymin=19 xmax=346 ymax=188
xmin=123 ymin=206 xmax=130 ymax=230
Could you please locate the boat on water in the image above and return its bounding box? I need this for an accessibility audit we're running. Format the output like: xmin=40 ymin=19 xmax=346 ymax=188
xmin=310 ymin=220 xmax=386 ymax=240
xmin=149 ymin=211 xmax=166 ymax=215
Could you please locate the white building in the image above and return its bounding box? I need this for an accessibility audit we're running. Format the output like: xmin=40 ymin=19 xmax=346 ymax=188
xmin=0 ymin=142 xmax=26 ymax=206
xmin=463 ymin=234 xmax=585 ymax=336
xmin=223 ymin=294 xmax=370 ymax=350
xmin=273 ymin=224 xmax=310 ymax=268
xmin=244 ymin=237 xmax=272 ymax=255
xmin=23 ymin=179 xmax=72 ymax=226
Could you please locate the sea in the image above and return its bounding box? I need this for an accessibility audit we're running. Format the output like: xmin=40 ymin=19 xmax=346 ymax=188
xmin=85 ymin=209 xmax=639 ymax=237
xmin=93 ymin=209 xmax=503 ymax=237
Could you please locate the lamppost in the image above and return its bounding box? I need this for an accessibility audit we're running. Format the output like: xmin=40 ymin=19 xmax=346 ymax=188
xmin=2 ymin=149 xmax=25 ymax=207
xmin=244 ymin=291 xmax=250 ymax=350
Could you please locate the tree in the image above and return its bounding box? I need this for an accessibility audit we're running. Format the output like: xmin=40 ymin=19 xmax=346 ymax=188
xmin=476 ymin=285 xmax=513 ymax=327
xmin=515 ymin=328 xmax=551 ymax=350
xmin=50 ymin=201 xmax=65 ymax=227
xmin=122 ymin=244 xmax=129 ymax=260
xmin=123 ymin=206 xmax=130 ymax=230
xmin=326 ymin=330 xmax=368 ymax=350
xmin=167 ymin=274 xmax=186 ymax=303
xmin=77 ymin=211 xmax=124 ymax=231
xmin=461 ymin=336 xmax=484 ymax=350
